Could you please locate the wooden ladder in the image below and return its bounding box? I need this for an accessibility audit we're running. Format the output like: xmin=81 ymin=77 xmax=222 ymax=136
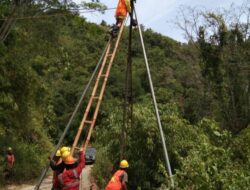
xmin=71 ymin=21 xmax=126 ymax=154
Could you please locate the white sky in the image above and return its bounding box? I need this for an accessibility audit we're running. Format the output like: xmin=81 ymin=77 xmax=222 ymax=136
xmin=74 ymin=0 xmax=245 ymax=42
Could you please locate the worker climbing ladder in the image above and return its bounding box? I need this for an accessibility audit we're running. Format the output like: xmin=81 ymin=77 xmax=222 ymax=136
xmin=35 ymin=1 xmax=174 ymax=189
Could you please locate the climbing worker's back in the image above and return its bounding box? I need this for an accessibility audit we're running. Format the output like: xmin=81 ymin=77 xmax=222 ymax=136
xmin=115 ymin=0 xmax=131 ymax=19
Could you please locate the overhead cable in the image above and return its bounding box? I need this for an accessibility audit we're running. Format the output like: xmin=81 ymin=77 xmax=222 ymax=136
xmin=0 ymin=8 xmax=115 ymax=21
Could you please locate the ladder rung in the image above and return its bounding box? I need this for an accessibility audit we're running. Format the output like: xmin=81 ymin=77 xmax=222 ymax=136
xmin=108 ymin=54 xmax=113 ymax=57
xmin=85 ymin=120 xmax=93 ymax=124
xmin=101 ymin=74 xmax=107 ymax=77
xmin=92 ymin=96 xmax=99 ymax=100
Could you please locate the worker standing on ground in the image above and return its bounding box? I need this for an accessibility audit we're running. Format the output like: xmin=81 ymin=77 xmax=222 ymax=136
xmin=5 ymin=147 xmax=15 ymax=180
xmin=58 ymin=148 xmax=85 ymax=190
xmin=105 ymin=160 xmax=129 ymax=190
xmin=49 ymin=150 xmax=64 ymax=190
xmin=49 ymin=146 xmax=72 ymax=190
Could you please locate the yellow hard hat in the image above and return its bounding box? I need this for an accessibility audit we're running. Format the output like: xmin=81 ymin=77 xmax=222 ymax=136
xmin=120 ymin=160 xmax=129 ymax=168
xmin=60 ymin=146 xmax=71 ymax=154
xmin=61 ymin=151 xmax=71 ymax=161
xmin=8 ymin=147 xmax=12 ymax=151
xmin=56 ymin=150 xmax=61 ymax=157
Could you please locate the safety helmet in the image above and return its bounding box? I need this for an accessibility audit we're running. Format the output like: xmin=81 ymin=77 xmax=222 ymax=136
xmin=120 ymin=160 xmax=129 ymax=168
xmin=56 ymin=150 xmax=61 ymax=157
xmin=61 ymin=151 xmax=71 ymax=161
xmin=60 ymin=146 xmax=71 ymax=154
xmin=64 ymin=155 xmax=76 ymax=165
xmin=7 ymin=147 xmax=12 ymax=151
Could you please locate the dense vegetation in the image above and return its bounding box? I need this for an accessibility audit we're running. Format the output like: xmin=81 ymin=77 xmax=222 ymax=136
xmin=0 ymin=0 xmax=249 ymax=189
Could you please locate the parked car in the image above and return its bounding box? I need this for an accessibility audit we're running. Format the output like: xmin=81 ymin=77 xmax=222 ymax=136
xmin=85 ymin=147 xmax=96 ymax=165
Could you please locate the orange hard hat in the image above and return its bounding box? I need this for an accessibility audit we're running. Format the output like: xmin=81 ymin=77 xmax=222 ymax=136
xmin=64 ymin=155 xmax=76 ymax=165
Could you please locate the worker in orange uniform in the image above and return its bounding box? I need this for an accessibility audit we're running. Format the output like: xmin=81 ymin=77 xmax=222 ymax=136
xmin=105 ymin=160 xmax=129 ymax=190
xmin=5 ymin=147 xmax=15 ymax=180
xmin=58 ymin=148 xmax=85 ymax=190
xmin=110 ymin=0 xmax=131 ymax=37
xmin=111 ymin=0 xmax=137 ymax=37
xmin=115 ymin=0 xmax=131 ymax=27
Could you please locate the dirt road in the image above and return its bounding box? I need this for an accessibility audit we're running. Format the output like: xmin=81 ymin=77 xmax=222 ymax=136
xmin=80 ymin=165 xmax=92 ymax=190
xmin=3 ymin=165 xmax=93 ymax=190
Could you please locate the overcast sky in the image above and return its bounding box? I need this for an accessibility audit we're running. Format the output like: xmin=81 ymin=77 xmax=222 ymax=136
xmin=74 ymin=0 xmax=245 ymax=42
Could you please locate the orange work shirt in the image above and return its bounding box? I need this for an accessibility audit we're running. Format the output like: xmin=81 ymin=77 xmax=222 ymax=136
xmin=115 ymin=0 xmax=131 ymax=19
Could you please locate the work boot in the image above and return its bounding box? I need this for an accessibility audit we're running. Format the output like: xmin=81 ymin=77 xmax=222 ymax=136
xmin=109 ymin=25 xmax=119 ymax=38
xmin=132 ymin=19 xmax=138 ymax=27
xmin=112 ymin=30 xmax=118 ymax=38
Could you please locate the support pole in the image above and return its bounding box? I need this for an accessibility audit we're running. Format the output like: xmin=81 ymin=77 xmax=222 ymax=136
xmin=121 ymin=0 xmax=134 ymax=160
xmin=134 ymin=4 xmax=174 ymax=187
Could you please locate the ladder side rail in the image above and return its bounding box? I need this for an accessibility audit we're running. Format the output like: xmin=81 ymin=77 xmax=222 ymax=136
xmin=83 ymin=20 xmax=126 ymax=151
xmin=71 ymin=41 xmax=112 ymax=154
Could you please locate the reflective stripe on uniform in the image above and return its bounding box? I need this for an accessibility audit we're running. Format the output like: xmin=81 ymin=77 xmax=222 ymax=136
xmin=73 ymin=169 xmax=78 ymax=178
xmin=58 ymin=169 xmax=80 ymax=189
xmin=63 ymin=180 xmax=80 ymax=188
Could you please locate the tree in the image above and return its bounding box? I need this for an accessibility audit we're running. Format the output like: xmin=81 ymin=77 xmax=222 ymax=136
xmin=177 ymin=4 xmax=250 ymax=132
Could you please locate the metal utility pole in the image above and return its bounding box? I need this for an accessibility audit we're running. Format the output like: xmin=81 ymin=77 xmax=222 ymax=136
xmin=121 ymin=0 xmax=134 ymax=160
xmin=134 ymin=3 xmax=174 ymax=188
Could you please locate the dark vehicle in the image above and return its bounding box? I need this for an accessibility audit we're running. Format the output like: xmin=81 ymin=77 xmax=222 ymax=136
xmin=85 ymin=147 xmax=96 ymax=165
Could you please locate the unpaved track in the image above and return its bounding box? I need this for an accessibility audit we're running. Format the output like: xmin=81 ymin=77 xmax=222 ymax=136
xmin=4 ymin=175 xmax=52 ymax=190
xmin=80 ymin=165 xmax=92 ymax=190
xmin=4 ymin=166 xmax=92 ymax=190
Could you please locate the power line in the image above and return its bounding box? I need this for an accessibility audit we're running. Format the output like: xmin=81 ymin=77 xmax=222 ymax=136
xmin=0 ymin=7 xmax=115 ymax=21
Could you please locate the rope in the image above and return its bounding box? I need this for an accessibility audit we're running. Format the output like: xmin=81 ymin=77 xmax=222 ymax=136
xmin=34 ymin=40 xmax=111 ymax=190
xmin=134 ymin=4 xmax=174 ymax=188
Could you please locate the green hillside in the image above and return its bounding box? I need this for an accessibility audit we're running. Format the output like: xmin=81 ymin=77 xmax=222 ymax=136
xmin=0 ymin=1 xmax=249 ymax=189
